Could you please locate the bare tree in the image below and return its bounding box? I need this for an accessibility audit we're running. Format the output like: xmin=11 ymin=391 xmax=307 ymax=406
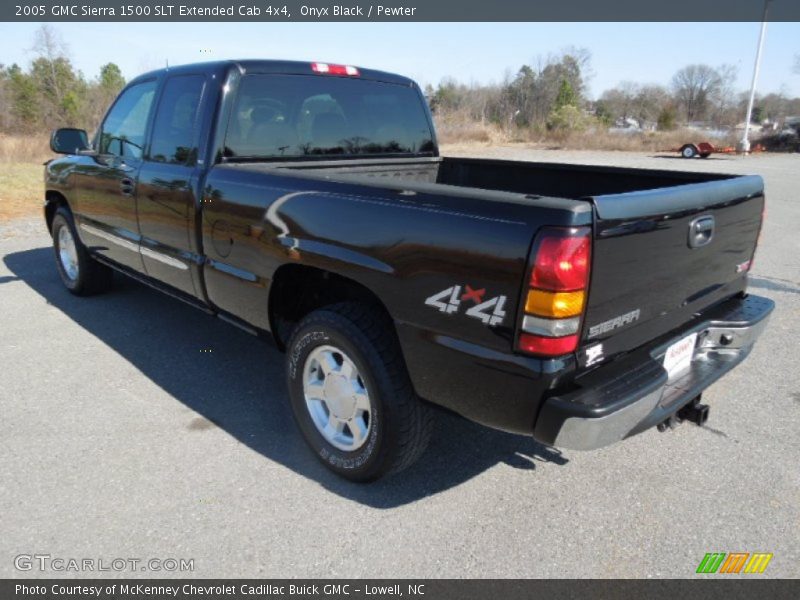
xmin=634 ymin=85 xmax=671 ymax=126
xmin=597 ymin=82 xmax=670 ymax=128
xmin=599 ymin=82 xmax=639 ymax=123
xmin=708 ymin=64 xmax=739 ymax=127
xmin=29 ymin=25 xmax=69 ymax=106
xmin=671 ymin=64 xmax=723 ymax=122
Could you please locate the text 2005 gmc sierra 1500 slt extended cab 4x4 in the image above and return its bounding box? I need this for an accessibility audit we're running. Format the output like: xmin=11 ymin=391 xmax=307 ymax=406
xmin=44 ymin=60 xmax=773 ymax=481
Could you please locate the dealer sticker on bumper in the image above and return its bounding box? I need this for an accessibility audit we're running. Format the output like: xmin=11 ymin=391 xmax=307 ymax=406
xmin=663 ymin=332 xmax=698 ymax=379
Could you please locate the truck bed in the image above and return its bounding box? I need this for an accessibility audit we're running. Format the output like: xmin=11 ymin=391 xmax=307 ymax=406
xmin=250 ymin=155 xmax=737 ymax=200
xmin=238 ymin=155 xmax=763 ymax=369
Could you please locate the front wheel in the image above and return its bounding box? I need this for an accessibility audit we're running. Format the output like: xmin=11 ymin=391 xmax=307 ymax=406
xmin=680 ymin=144 xmax=698 ymax=158
xmin=285 ymin=302 xmax=433 ymax=482
xmin=51 ymin=207 xmax=113 ymax=295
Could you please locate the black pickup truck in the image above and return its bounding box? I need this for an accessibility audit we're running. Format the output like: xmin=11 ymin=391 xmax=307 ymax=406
xmin=45 ymin=60 xmax=773 ymax=481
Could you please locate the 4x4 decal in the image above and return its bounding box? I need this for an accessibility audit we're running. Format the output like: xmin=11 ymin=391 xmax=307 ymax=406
xmin=424 ymin=285 xmax=463 ymax=314
xmin=425 ymin=284 xmax=507 ymax=327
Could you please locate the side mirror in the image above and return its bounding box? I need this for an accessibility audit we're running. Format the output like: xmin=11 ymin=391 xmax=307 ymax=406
xmin=50 ymin=128 xmax=90 ymax=154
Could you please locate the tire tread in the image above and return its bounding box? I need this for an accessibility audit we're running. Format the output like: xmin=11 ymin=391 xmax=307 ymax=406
xmin=52 ymin=207 xmax=113 ymax=296
xmin=288 ymin=301 xmax=433 ymax=478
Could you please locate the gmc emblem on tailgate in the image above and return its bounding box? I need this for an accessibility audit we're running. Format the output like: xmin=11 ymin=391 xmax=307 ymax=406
xmin=688 ymin=215 xmax=715 ymax=248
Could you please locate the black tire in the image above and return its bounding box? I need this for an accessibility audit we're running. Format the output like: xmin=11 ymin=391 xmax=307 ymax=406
xmin=680 ymin=144 xmax=698 ymax=158
xmin=51 ymin=207 xmax=113 ymax=295
xmin=286 ymin=302 xmax=433 ymax=482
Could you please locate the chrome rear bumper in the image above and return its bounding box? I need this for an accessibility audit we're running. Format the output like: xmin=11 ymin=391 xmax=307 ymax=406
xmin=533 ymin=294 xmax=774 ymax=451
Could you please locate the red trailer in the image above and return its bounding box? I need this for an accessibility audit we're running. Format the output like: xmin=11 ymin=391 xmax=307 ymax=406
xmin=673 ymin=141 xmax=764 ymax=158
xmin=675 ymin=141 xmax=736 ymax=158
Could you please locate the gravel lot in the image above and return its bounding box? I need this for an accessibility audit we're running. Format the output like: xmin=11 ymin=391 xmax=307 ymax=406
xmin=1 ymin=148 xmax=798 ymax=578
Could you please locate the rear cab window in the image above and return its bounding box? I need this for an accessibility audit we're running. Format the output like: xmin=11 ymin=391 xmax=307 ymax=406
xmin=223 ymin=74 xmax=434 ymax=160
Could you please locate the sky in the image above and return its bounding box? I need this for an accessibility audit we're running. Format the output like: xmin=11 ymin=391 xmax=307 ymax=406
xmin=1 ymin=22 xmax=799 ymax=98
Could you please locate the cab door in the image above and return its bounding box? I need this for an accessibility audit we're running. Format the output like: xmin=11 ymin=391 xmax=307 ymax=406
xmin=136 ymin=74 xmax=207 ymax=297
xmin=73 ymin=80 xmax=157 ymax=272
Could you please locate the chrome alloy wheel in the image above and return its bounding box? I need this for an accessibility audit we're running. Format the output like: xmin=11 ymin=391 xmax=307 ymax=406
xmin=58 ymin=225 xmax=79 ymax=281
xmin=303 ymin=345 xmax=372 ymax=451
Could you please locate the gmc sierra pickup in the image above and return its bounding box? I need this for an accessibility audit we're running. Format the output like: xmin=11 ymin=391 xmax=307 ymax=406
xmin=45 ymin=60 xmax=773 ymax=481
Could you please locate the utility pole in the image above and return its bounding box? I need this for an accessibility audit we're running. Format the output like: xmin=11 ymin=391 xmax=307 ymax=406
xmin=739 ymin=0 xmax=771 ymax=153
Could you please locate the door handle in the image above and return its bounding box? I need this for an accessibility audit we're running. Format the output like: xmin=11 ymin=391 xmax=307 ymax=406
xmin=120 ymin=178 xmax=135 ymax=196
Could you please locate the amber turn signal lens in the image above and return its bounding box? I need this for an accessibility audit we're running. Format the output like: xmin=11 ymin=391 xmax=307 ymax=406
xmin=525 ymin=289 xmax=585 ymax=318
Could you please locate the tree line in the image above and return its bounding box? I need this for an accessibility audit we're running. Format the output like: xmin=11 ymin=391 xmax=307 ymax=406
xmin=0 ymin=26 xmax=126 ymax=134
xmin=427 ymin=49 xmax=800 ymax=133
xmin=1 ymin=28 xmax=798 ymax=139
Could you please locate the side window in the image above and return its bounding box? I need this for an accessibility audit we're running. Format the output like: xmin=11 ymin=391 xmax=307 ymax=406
xmin=148 ymin=75 xmax=205 ymax=165
xmin=99 ymin=80 xmax=157 ymax=160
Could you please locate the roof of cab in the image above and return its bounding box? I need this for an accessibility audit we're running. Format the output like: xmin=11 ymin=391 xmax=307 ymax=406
xmin=130 ymin=59 xmax=416 ymax=87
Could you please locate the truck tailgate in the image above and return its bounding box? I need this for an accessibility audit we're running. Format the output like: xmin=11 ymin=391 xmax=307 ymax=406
xmin=580 ymin=175 xmax=764 ymax=365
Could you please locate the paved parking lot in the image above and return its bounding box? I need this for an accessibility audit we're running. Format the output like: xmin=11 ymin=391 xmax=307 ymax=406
xmin=1 ymin=148 xmax=798 ymax=578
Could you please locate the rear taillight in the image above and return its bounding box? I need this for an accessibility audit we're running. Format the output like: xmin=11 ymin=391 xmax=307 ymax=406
xmin=518 ymin=227 xmax=591 ymax=357
xmin=311 ymin=62 xmax=360 ymax=76
xmin=519 ymin=333 xmax=579 ymax=356
xmin=530 ymin=233 xmax=590 ymax=291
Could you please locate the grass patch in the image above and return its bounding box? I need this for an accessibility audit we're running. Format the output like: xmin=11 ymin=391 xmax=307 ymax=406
xmin=0 ymin=134 xmax=53 ymax=163
xmin=0 ymin=135 xmax=53 ymax=222
xmin=433 ymin=112 xmax=740 ymax=152
xmin=0 ymin=163 xmax=44 ymax=222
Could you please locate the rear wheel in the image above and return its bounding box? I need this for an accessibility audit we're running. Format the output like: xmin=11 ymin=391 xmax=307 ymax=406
xmin=680 ymin=144 xmax=698 ymax=158
xmin=285 ymin=302 xmax=433 ymax=482
xmin=51 ymin=207 xmax=113 ymax=295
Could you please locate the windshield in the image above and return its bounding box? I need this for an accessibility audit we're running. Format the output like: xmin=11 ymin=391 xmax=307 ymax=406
xmin=223 ymin=74 xmax=435 ymax=160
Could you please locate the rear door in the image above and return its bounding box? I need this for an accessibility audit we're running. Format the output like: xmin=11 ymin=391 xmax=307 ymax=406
xmin=136 ymin=74 xmax=207 ymax=298
xmin=74 ymin=80 xmax=157 ymax=272
xmin=579 ymin=176 xmax=764 ymax=366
